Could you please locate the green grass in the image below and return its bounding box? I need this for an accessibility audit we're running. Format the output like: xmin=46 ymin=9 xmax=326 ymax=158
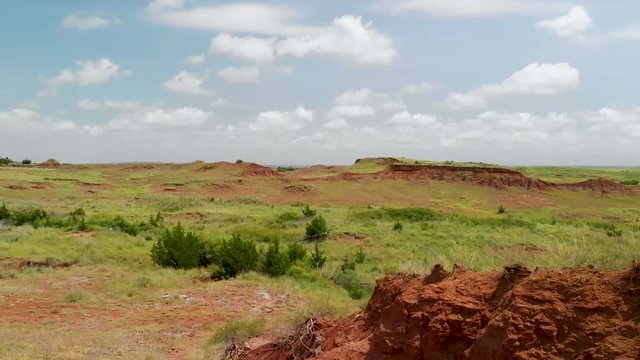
xmin=1 ymin=162 xmax=640 ymax=358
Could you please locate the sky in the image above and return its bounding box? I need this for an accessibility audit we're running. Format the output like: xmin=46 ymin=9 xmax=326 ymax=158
xmin=1 ymin=0 xmax=639 ymax=165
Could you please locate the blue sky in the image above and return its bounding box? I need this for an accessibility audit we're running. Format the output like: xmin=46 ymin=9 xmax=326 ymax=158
xmin=1 ymin=0 xmax=639 ymax=165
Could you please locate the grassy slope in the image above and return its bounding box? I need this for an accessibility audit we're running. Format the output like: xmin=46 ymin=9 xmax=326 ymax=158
xmin=1 ymin=161 xmax=639 ymax=359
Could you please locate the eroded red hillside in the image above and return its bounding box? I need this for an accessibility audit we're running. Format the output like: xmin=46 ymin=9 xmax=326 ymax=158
xmin=242 ymin=264 xmax=640 ymax=360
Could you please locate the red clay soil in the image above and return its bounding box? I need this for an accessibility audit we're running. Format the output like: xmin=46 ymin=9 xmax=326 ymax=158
xmin=241 ymin=163 xmax=284 ymax=177
xmin=242 ymin=264 xmax=640 ymax=360
xmin=378 ymin=165 xmax=626 ymax=192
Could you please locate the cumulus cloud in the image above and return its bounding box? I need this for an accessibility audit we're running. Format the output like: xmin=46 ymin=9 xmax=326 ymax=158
xmin=217 ymin=66 xmax=261 ymax=84
xmin=49 ymin=58 xmax=131 ymax=87
xmin=535 ymin=6 xmax=592 ymax=41
xmin=106 ymin=107 xmax=214 ymax=131
xmin=210 ymin=34 xmax=277 ymax=64
xmin=145 ymin=2 xmax=320 ymax=36
xmin=377 ymin=0 xmax=569 ymax=19
xmin=275 ymin=16 xmax=396 ymax=65
xmin=78 ymin=99 xmax=143 ymax=111
xmin=61 ymin=15 xmax=112 ymax=30
xmin=249 ymin=105 xmax=314 ymax=131
xmin=210 ymin=16 xmax=395 ymax=66
xmin=163 ymin=70 xmax=214 ymax=96
xmin=184 ymin=54 xmax=206 ymax=65
xmin=446 ymin=62 xmax=580 ymax=110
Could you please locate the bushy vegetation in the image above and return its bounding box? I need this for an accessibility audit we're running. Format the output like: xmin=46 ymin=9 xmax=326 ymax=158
xmin=21 ymin=159 xmax=32 ymax=165
xmin=262 ymin=240 xmax=291 ymax=277
xmin=310 ymin=243 xmax=326 ymax=269
xmin=302 ymin=205 xmax=317 ymax=218
xmin=620 ymin=180 xmax=640 ymax=185
xmin=305 ymin=215 xmax=328 ymax=241
xmin=0 ymin=156 xmax=13 ymax=165
xmin=214 ymin=234 xmax=259 ymax=278
xmin=151 ymin=223 xmax=204 ymax=269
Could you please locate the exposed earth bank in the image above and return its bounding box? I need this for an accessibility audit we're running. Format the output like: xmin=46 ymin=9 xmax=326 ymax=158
xmin=242 ymin=264 xmax=640 ymax=359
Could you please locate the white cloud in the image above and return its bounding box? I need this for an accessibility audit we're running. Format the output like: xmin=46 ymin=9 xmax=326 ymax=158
xmin=61 ymin=15 xmax=111 ymax=30
xmin=163 ymin=70 xmax=214 ymax=96
xmin=249 ymin=105 xmax=314 ymax=131
xmin=210 ymin=34 xmax=276 ymax=64
xmin=145 ymin=3 xmax=320 ymax=37
xmin=403 ymin=82 xmax=436 ymax=95
xmin=275 ymin=65 xmax=295 ymax=74
xmin=324 ymin=118 xmax=349 ymax=130
xmin=78 ymin=99 xmax=143 ymax=111
xmin=49 ymin=58 xmax=131 ymax=87
xmin=332 ymin=88 xmax=406 ymax=117
xmin=210 ymin=98 xmax=228 ymax=108
xmin=217 ymin=66 xmax=261 ymax=84
xmin=107 ymin=107 xmax=214 ymax=131
xmin=378 ymin=0 xmax=570 ymax=19
xmin=276 ymin=16 xmax=396 ymax=65
xmin=147 ymin=0 xmax=186 ymax=11
xmin=446 ymin=62 xmax=580 ymax=110
xmin=535 ymin=6 xmax=592 ymax=41
xmin=184 ymin=54 xmax=206 ymax=65
xmin=609 ymin=25 xmax=640 ymax=41
xmin=388 ymin=111 xmax=437 ymax=126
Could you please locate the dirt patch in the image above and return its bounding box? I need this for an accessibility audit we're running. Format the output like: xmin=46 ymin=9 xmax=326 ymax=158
xmin=30 ymin=182 xmax=52 ymax=189
xmin=37 ymin=160 xmax=62 ymax=168
xmin=241 ymin=163 xmax=283 ymax=177
xmin=76 ymin=181 xmax=112 ymax=191
xmin=335 ymin=232 xmax=367 ymax=245
xmin=0 ymin=257 xmax=75 ymax=270
xmin=198 ymin=161 xmax=238 ymax=171
xmin=243 ymin=264 xmax=640 ymax=360
xmin=324 ymin=172 xmax=362 ymax=182
xmin=283 ymin=185 xmax=315 ymax=194
xmin=5 ymin=184 xmax=27 ymax=190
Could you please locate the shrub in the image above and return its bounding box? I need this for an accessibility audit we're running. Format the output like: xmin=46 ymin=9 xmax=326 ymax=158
xmin=109 ymin=216 xmax=140 ymax=236
xmin=11 ymin=208 xmax=48 ymax=226
xmin=302 ymin=205 xmax=317 ymax=218
xmin=77 ymin=219 xmax=89 ymax=232
xmin=620 ymin=180 xmax=640 ymax=186
xmin=310 ymin=243 xmax=326 ymax=269
xmin=69 ymin=207 xmax=86 ymax=223
xmin=235 ymin=159 xmax=244 ymax=164
xmin=0 ymin=203 xmax=9 ymax=221
xmin=277 ymin=166 xmax=296 ymax=172
xmin=332 ymin=270 xmax=370 ymax=300
xmin=0 ymin=157 xmax=13 ymax=166
xmin=287 ymin=242 xmax=307 ymax=263
xmin=151 ymin=223 xmax=204 ymax=269
xmin=21 ymin=159 xmax=32 ymax=165
xmin=149 ymin=212 xmax=164 ymax=227
xmin=215 ymin=235 xmax=259 ymax=278
xmin=262 ymin=240 xmax=291 ymax=277
xmin=305 ymin=216 xmax=328 ymax=241
xmin=355 ymin=246 xmax=366 ymax=264
xmin=393 ymin=221 xmax=403 ymax=231
xmin=497 ymin=205 xmax=506 ymax=214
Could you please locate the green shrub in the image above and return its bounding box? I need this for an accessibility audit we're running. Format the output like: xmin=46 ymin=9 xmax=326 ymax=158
xmin=277 ymin=166 xmax=297 ymax=172
xmin=262 ymin=240 xmax=291 ymax=277
xmin=151 ymin=223 xmax=204 ymax=269
xmin=302 ymin=205 xmax=317 ymax=218
xmin=0 ymin=203 xmax=9 ymax=221
xmin=0 ymin=157 xmax=13 ymax=166
xmin=108 ymin=216 xmax=141 ymax=236
xmin=620 ymin=180 xmax=640 ymax=186
xmin=305 ymin=216 xmax=328 ymax=241
xmin=497 ymin=205 xmax=506 ymax=214
xmin=69 ymin=207 xmax=86 ymax=224
xmin=310 ymin=243 xmax=326 ymax=269
xmin=149 ymin=212 xmax=164 ymax=227
xmin=287 ymin=242 xmax=307 ymax=263
xmin=215 ymin=235 xmax=259 ymax=278
xmin=393 ymin=221 xmax=403 ymax=231
xmin=332 ymin=270 xmax=370 ymax=300
xmin=21 ymin=159 xmax=32 ymax=165
xmin=11 ymin=208 xmax=48 ymax=226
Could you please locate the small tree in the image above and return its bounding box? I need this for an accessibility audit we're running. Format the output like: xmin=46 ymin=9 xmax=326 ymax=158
xmin=497 ymin=205 xmax=506 ymax=214
xmin=305 ymin=216 xmax=328 ymax=241
xmin=0 ymin=157 xmax=13 ymax=166
xmin=310 ymin=243 xmax=326 ymax=269
xmin=287 ymin=242 xmax=307 ymax=263
xmin=21 ymin=159 xmax=32 ymax=165
xmin=262 ymin=240 xmax=291 ymax=277
xmin=151 ymin=223 xmax=203 ymax=269
xmin=216 ymin=234 xmax=259 ymax=278
xmin=302 ymin=205 xmax=317 ymax=218
xmin=393 ymin=221 xmax=403 ymax=231
xmin=355 ymin=246 xmax=366 ymax=264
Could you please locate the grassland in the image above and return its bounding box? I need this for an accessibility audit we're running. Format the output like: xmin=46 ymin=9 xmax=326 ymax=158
xmin=1 ymin=159 xmax=639 ymax=359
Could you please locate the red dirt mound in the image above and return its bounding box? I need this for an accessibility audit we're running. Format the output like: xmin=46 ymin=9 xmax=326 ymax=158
xmin=242 ymin=265 xmax=640 ymax=360
xmin=36 ymin=160 xmax=62 ymax=168
xmin=241 ymin=163 xmax=283 ymax=177
xmin=382 ymin=165 xmax=626 ymax=192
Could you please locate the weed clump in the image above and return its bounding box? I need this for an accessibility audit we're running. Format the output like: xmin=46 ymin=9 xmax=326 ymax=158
xmin=302 ymin=205 xmax=317 ymax=218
